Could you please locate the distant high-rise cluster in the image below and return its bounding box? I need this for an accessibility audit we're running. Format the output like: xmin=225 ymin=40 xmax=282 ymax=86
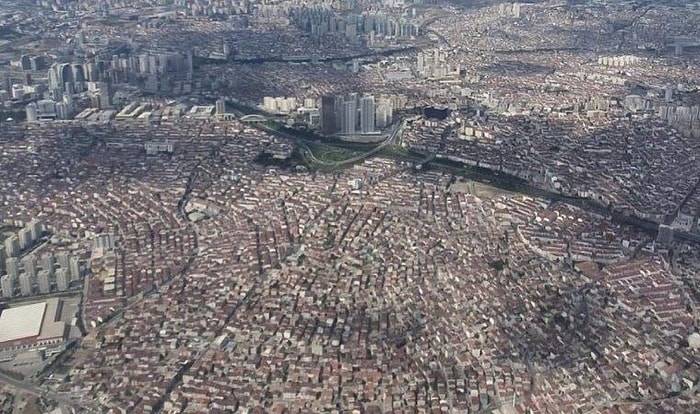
xmin=26 ymin=98 xmax=73 ymax=121
xmin=597 ymin=55 xmax=641 ymax=67
xmin=320 ymin=93 xmax=393 ymax=136
xmin=47 ymin=63 xmax=86 ymax=96
xmin=499 ymin=3 xmax=522 ymax=18
xmin=1 ymin=251 xmax=81 ymax=298
xmin=9 ymin=54 xmax=45 ymax=72
xmin=47 ymin=50 xmax=193 ymax=99
xmin=215 ymin=97 xmax=226 ymax=116
xmin=0 ymin=219 xmax=83 ymax=299
xmin=289 ymin=8 xmax=420 ymax=42
xmin=262 ymin=96 xmax=299 ymax=114
xmin=415 ymin=49 xmax=461 ymax=79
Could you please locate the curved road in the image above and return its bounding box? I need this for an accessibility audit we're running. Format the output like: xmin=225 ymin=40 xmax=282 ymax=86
xmin=259 ymin=121 xmax=404 ymax=168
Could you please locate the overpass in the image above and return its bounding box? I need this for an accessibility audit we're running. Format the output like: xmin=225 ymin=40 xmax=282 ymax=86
xmin=239 ymin=114 xmax=267 ymax=124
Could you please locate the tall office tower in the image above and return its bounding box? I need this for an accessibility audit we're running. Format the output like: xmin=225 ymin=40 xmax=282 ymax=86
xmin=128 ymin=56 xmax=139 ymax=73
xmin=27 ymin=219 xmax=42 ymax=241
xmin=85 ymin=62 xmax=97 ymax=82
xmin=215 ymin=97 xmax=226 ymax=115
xmin=148 ymin=55 xmax=158 ymax=75
xmin=48 ymin=65 xmax=60 ymax=91
xmin=18 ymin=227 xmax=32 ymax=250
xmin=512 ymin=3 xmax=521 ymax=18
xmin=665 ymin=86 xmax=674 ymax=103
xmin=1 ymin=275 xmax=12 ymax=298
xmin=73 ymin=64 xmax=85 ymax=84
xmin=26 ymin=102 xmax=38 ymax=122
xmin=56 ymin=102 xmax=69 ymax=120
xmin=42 ymin=253 xmax=54 ymax=276
xmin=57 ymin=252 xmax=69 ymax=270
xmin=69 ymin=256 xmax=80 ymax=281
xmin=416 ymin=53 xmax=424 ymax=74
xmin=375 ymin=98 xmax=394 ymax=129
xmin=341 ymin=100 xmax=357 ymax=135
xmin=30 ymin=56 xmax=45 ymax=71
xmin=19 ymin=272 xmax=33 ymax=296
xmin=111 ymin=54 xmax=120 ymax=73
xmin=22 ymin=255 xmax=37 ymax=278
xmin=92 ymin=83 xmax=111 ymax=108
xmin=63 ymin=82 xmax=74 ymax=96
xmin=6 ymin=257 xmax=19 ymax=278
xmin=320 ymin=96 xmax=337 ymax=135
xmin=59 ymin=63 xmax=74 ymax=87
xmin=95 ymin=59 xmax=106 ymax=79
xmin=360 ymin=95 xmax=375 ymax=134
xmin=37 ymin=270 xmax=50 ymax=294
xmin=56 ymin=268 xmax=69 ymax=292
xmin=333 ymin=95 xmax=344 ymax=130
xmin=139 ymin=54 xmax=149 ymax=74
xmin=158 ymin=54 xmax=169 ymax=74
xmin=5 ymin=235 xmax=19 ymax=257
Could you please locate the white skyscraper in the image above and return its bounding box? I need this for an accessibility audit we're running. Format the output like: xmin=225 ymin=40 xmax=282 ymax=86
xmin=19 ymin=272 xmax=33 ymax=296
xmin=38 ymin=270 xmax=50 ymax=294
xmin=22 ymin=255 xmax=36 ymax=278
xmin=375 ymin=98 xmax=394 ymax=129
xmin=56 ymin=102 xmax=69 ymax=120
xmin=360 ymin=95 xmax=375 ymax=134
xmin=28 ymin=219 xmax=42 ymax=241
xmin=26 ymin=102 xmax=38 ymax=122
xmin=69 ymin=257 xmax=81 ymax=281
xmin=56 ymin=268 xmax=69 ymax=292
xmin=18 ymin=227 xmax=32 ymax=250
xmin=5 ymin=236 xmax=19 ymax=257
xmin=1 ymin=275 xmax=13 ymax=298
xmin=6 ymin=257 xmax=19 ymax=278
xmin=42 ymin=253 xmax=54 ymax=276
xmin=215 ymin=97 xmax=226 ymax=115
xmin=57 ymin=252 xmax=69 ymax=269
xmin=341 ymin=100 xmax=357 ymax=135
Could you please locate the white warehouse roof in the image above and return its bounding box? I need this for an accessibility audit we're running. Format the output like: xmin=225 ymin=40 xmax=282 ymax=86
xmin=0 ymin=302 xmax=47 ymax=344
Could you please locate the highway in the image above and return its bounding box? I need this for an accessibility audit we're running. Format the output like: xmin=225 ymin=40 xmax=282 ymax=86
xmin=280 ymin=121 xmax=403 ymax=168
xmin=229 ymin=99 xmax=700 ymax=245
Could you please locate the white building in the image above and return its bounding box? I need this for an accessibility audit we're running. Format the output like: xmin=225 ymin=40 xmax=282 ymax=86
xmin=360 ymin=95 xmax=375 ymax=134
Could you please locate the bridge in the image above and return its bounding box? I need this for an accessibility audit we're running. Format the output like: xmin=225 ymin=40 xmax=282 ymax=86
xmin=239 ymin=114 xmax=267 ymax=124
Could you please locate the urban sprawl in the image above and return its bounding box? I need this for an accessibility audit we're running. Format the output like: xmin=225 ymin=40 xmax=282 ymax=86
xmin=0 ymin=0 xmax=699 ymax=413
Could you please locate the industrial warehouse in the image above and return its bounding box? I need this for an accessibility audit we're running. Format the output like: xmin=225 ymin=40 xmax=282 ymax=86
xmin=0 ymin=299 xmax=69 ymax=355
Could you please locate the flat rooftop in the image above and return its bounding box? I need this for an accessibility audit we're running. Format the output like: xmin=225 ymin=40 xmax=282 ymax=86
xmin=0 ymin=302 xmax=46 ymax=344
